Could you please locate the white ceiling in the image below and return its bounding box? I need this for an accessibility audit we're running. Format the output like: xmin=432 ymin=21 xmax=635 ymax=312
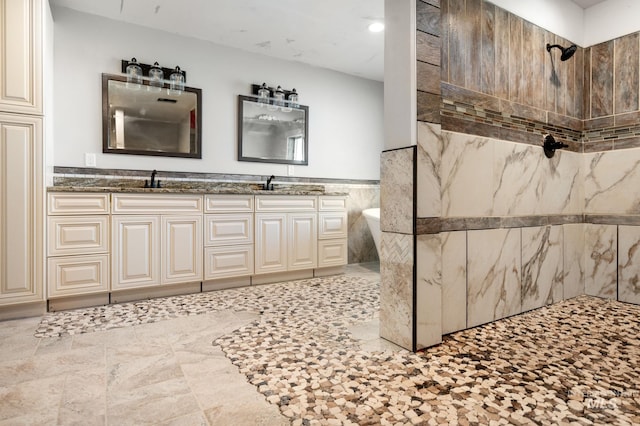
xmin=571 ymin=0 xmax=608 ymax=8
xmin=49 ymin=0 xmax=385 ymax=82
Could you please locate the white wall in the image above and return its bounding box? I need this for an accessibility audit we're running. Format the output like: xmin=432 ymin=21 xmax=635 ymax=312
xmin=487 ymin=0 xmax=584 ymax=45
xmin=583 ymin=0 xmax=640 ymax=47
xmin=52 ymin=6 xmax=383 ymax=180
xmin=384 ymin=0 xmax=416 ymax=150
xmin=488 ymin=0 xmax=640 ymax=48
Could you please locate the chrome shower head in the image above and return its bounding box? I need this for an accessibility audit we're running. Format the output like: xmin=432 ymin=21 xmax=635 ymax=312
xmin=546 ymin=43 xmax=577 ymax=61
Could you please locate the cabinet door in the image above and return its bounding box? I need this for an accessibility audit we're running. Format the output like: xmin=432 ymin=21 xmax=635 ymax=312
xmin=255 ymin=213 xmax=287 ymax=274
xmin=288 ymin=213 xmax=317 ymax=270
xmin=0 ymin=0 xmax=42 ymax=114
xmin=112 ymin=216 xmax=160 ymax=290
xmin=0 ymin=114 xmax=43 ymax=305
xmin=162 ymin=215 xmax=202 ymax=284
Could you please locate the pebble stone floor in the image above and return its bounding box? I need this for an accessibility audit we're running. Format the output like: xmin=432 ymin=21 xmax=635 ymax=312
xmin=1 ymin=262 xmax=638 ymax=425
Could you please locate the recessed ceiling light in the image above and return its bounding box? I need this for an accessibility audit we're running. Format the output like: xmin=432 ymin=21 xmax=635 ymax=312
xmin=368 ymin=22 xmax=384 ymax=33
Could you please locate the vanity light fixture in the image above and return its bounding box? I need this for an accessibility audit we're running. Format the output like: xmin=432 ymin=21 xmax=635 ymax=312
xmin=120 ymin=59 xmax=188 ymax=93
xmin=251 ymin=83 xmax=300 ymax=111
xmin=368 ymin=22 xmax=384 ymax=33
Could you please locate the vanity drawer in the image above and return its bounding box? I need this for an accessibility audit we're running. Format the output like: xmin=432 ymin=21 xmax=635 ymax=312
xmin=48 ymin=193 xmax=109 ymax=215
xmin=204 ymin=194 xmax=253 ymax=213
xmin=318 ymin=212 xmax=348 ymax=239
xmin=318 ymin=239 xmax=348 ymax=267
xmin=48 ymin=216 xmax=109 ymax=256
xmin=204 ymin=245 xmax=254 ymax=279
xmin=319 ymin=196 xmax=347 ymax=211
xmin=205 ymin=213 xmax=253 ymax=246
xmin=112 ymin=194 xmax=202 ymax=214
xmin=47 ymin=254 xmax=110 ymax=298
xmin=255 ymin=196 xmax=317 ymax=212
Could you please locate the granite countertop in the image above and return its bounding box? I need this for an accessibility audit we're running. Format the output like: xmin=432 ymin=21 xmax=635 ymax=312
xmin=48 ymin=178 xmax=347 ymax=196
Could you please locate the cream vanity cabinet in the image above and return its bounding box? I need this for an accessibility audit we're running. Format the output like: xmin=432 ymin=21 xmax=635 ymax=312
xmin=0 ymin=0 xmax=43 ymax=114
xmin=46 ymin=193 xmax=110 ymax=299
xmin=203 ymin=194 xmax=254 ymax=280
xmin=255 ymin=196 xmax=318 ymax=274
xmin=317 ymin=196 xmax=349 ymax=267
xmin=111 ymin=194 xmax=203 ymax=291
xmin=0 ymin=0 xmax=45 ymax=316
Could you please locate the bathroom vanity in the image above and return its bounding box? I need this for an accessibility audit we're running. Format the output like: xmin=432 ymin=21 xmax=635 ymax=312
xmin=46 ymin=187 xmax=347 ymax=310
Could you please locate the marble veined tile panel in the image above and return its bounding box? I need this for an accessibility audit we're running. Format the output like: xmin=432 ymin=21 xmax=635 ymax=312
xmin=467 ymin=228 xmax=521 ymax=328
xmin=417 ymin=122 xmax=442 ymax=218
xmin=441 ymin=231 xmax=467 ymax=334
xmin=379 ymin=231 xmax=414 ymax=350
xmin=493 ymin=143 xmax=582 ymax=216
xmin=521 ymin=226 xmax=563 ymax=312
xmin=416 ymin=234 xmax=442 ymax=349
xmin=563 ymin=224 xmax=585 ymax=299
xmin=584 ymin=224 xmax=617 ymax=300
xmin=381 ymin=148 xmax=414 ymax=234
xmin=441 ymin=130 xmax=493 ymax=218
xmin=584 ymin=150 xmax=640 ymax=214
xmin=618 ymin=226 xmax=640 ymax=304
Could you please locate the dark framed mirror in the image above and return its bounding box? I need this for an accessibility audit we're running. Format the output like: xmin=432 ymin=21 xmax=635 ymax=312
xmin=237 ymin=95 xmax=309 ymax=165
xmin=102 ymin=73 xmax=202 ymax=158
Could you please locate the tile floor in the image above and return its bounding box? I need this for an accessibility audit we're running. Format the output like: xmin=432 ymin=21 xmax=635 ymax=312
xmin=1 ymin=263 xmax=639 ymax=425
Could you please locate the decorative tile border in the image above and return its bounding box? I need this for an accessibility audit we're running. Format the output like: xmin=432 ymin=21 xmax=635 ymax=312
xmin=416 ymin=214 xmax=640 ymax=234
xmin=440 ymin=83 xmax=640 ymax=153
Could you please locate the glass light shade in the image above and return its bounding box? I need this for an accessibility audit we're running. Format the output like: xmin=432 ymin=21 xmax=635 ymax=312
xmin=126 ymin=58 xmax=142 ymax=87
xmin=169 ymin=66 xmax=185 ymax=94
xmin=257 ymin=82 xmax=270 ymax=105
xmin=148 ymin=62 xmax=164 ymax=90
xmin=288 ymin=88 xmax=299 ymax=108
xmin=274 ymin=86 xmax=285 ymax=107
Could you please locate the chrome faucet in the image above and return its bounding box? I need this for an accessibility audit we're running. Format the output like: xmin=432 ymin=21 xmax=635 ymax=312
xmin=264 ymin=175 xmax=275 ymax=190
xmin=144 ymin=169 xmax=161 ymax=188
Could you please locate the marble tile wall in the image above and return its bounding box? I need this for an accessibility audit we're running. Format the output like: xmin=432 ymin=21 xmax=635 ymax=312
xmin=619 ymin=226 xmax=640 ymax=304
xmin=467 ymin=228 xmax=521 ymax=328
xmin=440 ymin=129 xmax=583 ymax=218
xmin=584 ymin=224 xmax=617 ymax=300
xmin=416 ymin=234 xmax=442 ymax=348
xmin=417 ymin=122 xmax=442 ymax=218
xmin=379 ymin=147 xmax=416 ymax=350
xmin=379 ymin=232 xmax=414 ymax=350
xmin=563 ymin=224 xmax=585 ymax=299
xmin=441 ymin=231 xmax=466 ymax=334
xmin=584 ymin=150 xmax=640 ymax=214
xmin=521 ymin=226 xmax=563 ymax=312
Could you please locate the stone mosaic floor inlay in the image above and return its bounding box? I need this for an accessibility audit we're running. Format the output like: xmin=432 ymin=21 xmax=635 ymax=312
xmin=33 ymin=271 xmax=640 ymax=425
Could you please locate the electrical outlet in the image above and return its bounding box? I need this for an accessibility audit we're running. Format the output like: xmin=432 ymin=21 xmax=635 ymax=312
xmin=85 ymin=153 xmax=96 ymax=167
xmin=287 ymin=165 xmax=294 ymax=176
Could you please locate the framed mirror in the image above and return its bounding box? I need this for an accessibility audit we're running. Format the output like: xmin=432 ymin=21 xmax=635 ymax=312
xmin=237 ymin=94 xmax=309 ymax=165
xmin=102 ymin=73 xmax=202 ymax=158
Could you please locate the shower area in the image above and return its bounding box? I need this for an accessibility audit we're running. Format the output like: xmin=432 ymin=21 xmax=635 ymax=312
xmin=380 ymin=0 xmax=640 ymax=351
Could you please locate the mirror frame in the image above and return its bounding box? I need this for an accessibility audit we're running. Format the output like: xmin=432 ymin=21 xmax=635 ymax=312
xmin=237 ymin=94 xmax=309 ymax=165
xmin=102 ymin=73 xmax=203 ymax=158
